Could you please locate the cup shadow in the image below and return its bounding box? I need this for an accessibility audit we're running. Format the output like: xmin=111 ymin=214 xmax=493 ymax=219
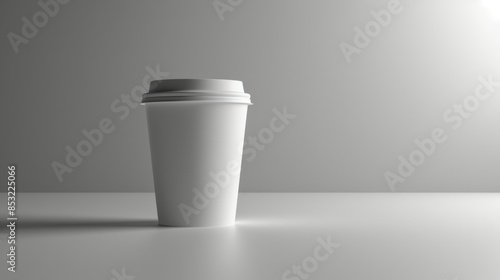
xmin=17 ymin=217 xmax=161 ymax=235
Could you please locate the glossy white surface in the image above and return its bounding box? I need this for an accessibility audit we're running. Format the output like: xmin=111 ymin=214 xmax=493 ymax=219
xmin=0 ymin=193 xmax=499 ymax=280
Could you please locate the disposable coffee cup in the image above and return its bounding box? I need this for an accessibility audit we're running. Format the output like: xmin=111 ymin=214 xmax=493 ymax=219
xmin=142 ymin=79 xmax=252 ymax=227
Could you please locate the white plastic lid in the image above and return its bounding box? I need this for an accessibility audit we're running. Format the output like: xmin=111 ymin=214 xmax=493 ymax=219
xmin=142 ymin=79 xmax=252 ymax=105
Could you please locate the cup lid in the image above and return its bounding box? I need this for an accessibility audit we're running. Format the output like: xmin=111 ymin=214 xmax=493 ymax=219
xmin=142 ymin=79 xmax=252 ymax=104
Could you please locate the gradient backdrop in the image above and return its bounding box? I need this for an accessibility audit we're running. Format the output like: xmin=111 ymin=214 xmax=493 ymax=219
xmin=1 ymin=0 xmax=500 ymax=192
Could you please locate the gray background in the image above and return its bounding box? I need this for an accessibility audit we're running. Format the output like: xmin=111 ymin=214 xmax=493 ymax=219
xmin=1 ymin=0 xmax=500 ymax=192
xmin=2 ymin=193 xmax=500 ymax=279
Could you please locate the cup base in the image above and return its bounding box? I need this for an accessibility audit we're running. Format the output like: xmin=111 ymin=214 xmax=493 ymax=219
xmin=157 ymin=221 xmax=236 ymax=228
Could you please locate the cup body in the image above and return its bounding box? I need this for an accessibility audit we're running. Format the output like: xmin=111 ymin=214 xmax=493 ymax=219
xmin=143 ymin=79 xmax=251 ymax=227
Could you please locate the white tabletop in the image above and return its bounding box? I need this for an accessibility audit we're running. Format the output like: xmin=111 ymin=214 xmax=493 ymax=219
xmin=0 ymin=193 xmax=499 ymax=280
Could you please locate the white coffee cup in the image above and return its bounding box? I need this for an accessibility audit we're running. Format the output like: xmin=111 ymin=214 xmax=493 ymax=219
xmin=142 ymin=79 xmax=252 ymax=227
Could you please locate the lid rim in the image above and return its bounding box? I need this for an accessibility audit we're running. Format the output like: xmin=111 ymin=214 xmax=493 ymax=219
xmin=143 ymin=78 xmax=251 ymax=104
xmin=143 ymin=100 xmax=253 ymax=105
